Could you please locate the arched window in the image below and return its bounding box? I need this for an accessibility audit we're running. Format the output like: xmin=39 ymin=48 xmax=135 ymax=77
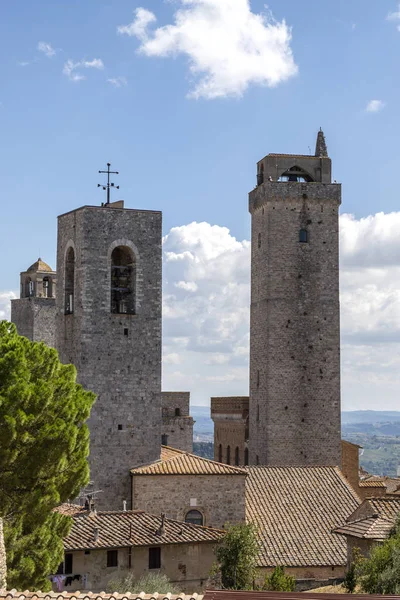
xmin=185 ymin=510 xmax=203 ymax=526
xmin=175 ymin=407 xmax=181 ymax=417
xmin=299 ymin=229 xmax=308 ymax=243
xmin=235 ymin=447 xmax=240 ymax=466
xmin=65 ymin=247 xmax=75 ymax=314
xmin=226 ymin=445 xmax=231 ymax=465
xmin=111 ymin=246 xmax=136 ymax=314
xmin=278 ymin=166 xmax=314 ymax=183
xmin=26 ymin=278 xmax=34 ymax=297
xmin=218 ymin=444 xmax=222 ymax=463
xmin=43 ymin=277 xmax=52 ymax=298
xmin=244 ymin=448 xmax=249 ymax=466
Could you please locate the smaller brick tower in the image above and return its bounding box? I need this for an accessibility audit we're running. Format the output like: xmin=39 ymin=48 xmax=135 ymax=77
xmin=56 ymin=200 xmax=162 ymax=510
xmin=11 ymin=258 xmax=57 ymax=347
xmin=211 ymin=397 xmax=249 ymax=466
xmin=248 ymin=130 xmax=342 ymax=467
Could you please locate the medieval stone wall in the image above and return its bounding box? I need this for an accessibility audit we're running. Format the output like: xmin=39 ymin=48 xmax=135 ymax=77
xmin=211 ymin=397 xmax=249 ymax=464
xmin=132 ymin=473 xmax=246 ymax=529
xmin=0 ymin=518 xmax=6 ymax=591
xmin=11 ymin=298 xmax=56 ymax=347
xmin=55 ymin=204 xmax=162 ymax=510
xmin=162 ymin=392 xmax=193 ymax=452
xmin=248 ymin=180 xmax=342 ymax=467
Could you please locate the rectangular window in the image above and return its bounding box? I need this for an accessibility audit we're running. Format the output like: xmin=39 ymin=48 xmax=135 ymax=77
xmin=64 ymin=553 xmax=73 ymax=574
xmin=149 ymin=547 xmax=161 ymax=569
xmin=161 ymin=434 xmax=168 ymax=446
xmin=107 ymin=550 xmax=118 ymax=568
xmin=299 ymin=229 xmax=308 ymax=243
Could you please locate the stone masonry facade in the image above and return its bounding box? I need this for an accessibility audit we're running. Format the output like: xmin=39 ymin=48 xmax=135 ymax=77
xmin=132 ymin=473 xmax=246 ymax=529
xmin=248 ymin=140 xmax=342 ymax=467
xmin=55 ymin=203 xmax=162 ymax=510
xmin=162 ymin=392 xmax=194 ymax=453
xmin=211 ymin=397 xmax=249 ymax=465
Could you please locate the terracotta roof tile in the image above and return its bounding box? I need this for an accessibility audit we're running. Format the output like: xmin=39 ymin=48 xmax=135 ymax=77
xmin=0 ymin=592 xmax=202 ymax=600
xmin=53 ymin=504 xmax=87 ymax=517
xmin=204 ymin=590 xmax=400 ymax=600
xmin=61 ymin=510 xmax=224 ymax=551
xmin=359 ymin=480 xmax=386 ymax=488
xmin=131 ymin=446 xmax=246 ymax=476
xmin=245 ymin=466 xmax=360 ymax=568
xmin=334 ymin=496 xmax=400 ymax=541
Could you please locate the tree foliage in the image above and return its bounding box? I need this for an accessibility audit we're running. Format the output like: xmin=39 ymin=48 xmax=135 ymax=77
xmin=0 ymin=321 xmax=95 ymax=590
xmin=263 ymin=566 xmax=296 ymax=592
xmin=106 ymin=572 xmax=182 ymax=594
xmin=358 ymin=518 xmax=400 ymax=594
xmin=213 ymin=522 xmax=259 ymax=590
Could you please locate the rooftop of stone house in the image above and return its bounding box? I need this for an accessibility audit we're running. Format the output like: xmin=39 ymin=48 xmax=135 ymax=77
xmin=53 ymin=507 xmax=224 ymax=551
xmin=245 ymin=465 xmax=360 ymax=568
xmin=0 ymin=593 xmax=202 ymax=600
xmin=334 ymin=496 xmax=400 ymax=541
xmin=203 ymin=591 xmax=400 ymax=600
xmin=131 ymin=446 xmax=246 ymax=476
xmin=26 ymin=258 xmax=54 ymax=273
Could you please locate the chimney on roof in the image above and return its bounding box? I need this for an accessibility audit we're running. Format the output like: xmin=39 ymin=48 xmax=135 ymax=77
xmin=93 ymin=527 xmax=100 ymax=543
xmin=315 ymin=128 xmax=328 ymax=158
xmin=156 ymin=513 xmax=166 ymax=537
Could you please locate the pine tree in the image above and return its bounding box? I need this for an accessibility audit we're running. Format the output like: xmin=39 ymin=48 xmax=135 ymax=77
xmin=213 ymin=522 xmax=259 ymax=590
xmin=0 ymin=321 xmax=95 ymax=590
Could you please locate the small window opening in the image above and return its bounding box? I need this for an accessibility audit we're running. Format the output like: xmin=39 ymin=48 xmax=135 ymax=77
xmin=218 ymin=443 xmax=222 ymax=462
xmin=149 ymin=547 xmax=161 ymax=569
xmin=84 ymin=550 xmax=91 ymax=555
xmin=258 ymin=233 xmax=261 ymax=249
xmin=161 ymin=434 xmax=168 ymax=446
xmin=244 ymin=448 xmax=249 ymax=466
xmin=257 ymin=163 xmax=264 ymax=186
xmin=118 ymin=424 xmax=123 ymax=431
xmin=65 ymin=247 xmax=75 ymax=314
xmin=235 ymin=447 xmax=240 ymax=466
xmin=256 ymin=370 xmax=260 ymax=388
xmin=256 ymin=455 xmax=260 ymax=465
xmin=107 ymin=550 xmax=118 ymax=568
xmin=257 ymin=405 xmax=260 ymax=421
xmin=43 ymin=277 xmax=51 ymax=298
xmin=28 ymin=279 xmax=35 ymax=297
xmin=299 ymin=229 xmax=308 ymax=243
xmin=124 ymin=328 xmax=129 ymax=336
xmin=111 ymin=246 xmax=136 ymax=315
xmin=185 ymin=510 xmax=203 ymax=526
xmin=226 ymin=445 xmax=231 ymax=465
xmin=175 ymin=407 xmax=181 ymax=417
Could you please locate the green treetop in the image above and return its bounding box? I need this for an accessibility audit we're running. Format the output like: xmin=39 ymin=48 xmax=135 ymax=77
xmin=0 ymin=321 xmax=96 ymax=590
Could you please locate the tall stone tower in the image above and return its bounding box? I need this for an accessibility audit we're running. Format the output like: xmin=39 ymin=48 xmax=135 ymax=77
xmin=248 ymin=130 xmax=342 ymax=467
xmin=55 ymin=200 xmax=162 ymax=509
xmin=11 ymin=258 xmax=57 ymax=347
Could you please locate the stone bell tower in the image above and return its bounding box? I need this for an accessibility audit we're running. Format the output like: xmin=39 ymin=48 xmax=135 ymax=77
xmin=55 ymin=200 xmax=162 ymax=510
xmin=11 ymin=258 xmax=57 ymax=347
xmin=248 ymin=130 xmax=342 ymax=467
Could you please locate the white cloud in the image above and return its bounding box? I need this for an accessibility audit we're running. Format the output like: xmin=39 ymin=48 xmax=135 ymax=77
xmin=17 ymin=61 xmax=30 ymax=67
xmin=107 ymin=76 xmax=128 ymax=88
xmin=63 ymin=58 xmax=104 ymax=82
xmin=38 ymin=41 xmax=56 ymax=57
xmin=387 ymin=4 xmax=400 ymax=29
xmin=0 ymin=291 xmax=17 ymax=321
xmin=118 ymin=1 xmax=298 ymax=99
xmin=366 ymin=99 xmax=385 ymax=113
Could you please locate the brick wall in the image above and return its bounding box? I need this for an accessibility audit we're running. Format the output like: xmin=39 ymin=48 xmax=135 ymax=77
xmin=132 ymin=473 xmax=246 ymax=529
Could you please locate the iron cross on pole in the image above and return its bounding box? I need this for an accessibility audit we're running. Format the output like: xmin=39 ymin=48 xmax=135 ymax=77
xmin=98 ymin=163 xmax=119 ymax=205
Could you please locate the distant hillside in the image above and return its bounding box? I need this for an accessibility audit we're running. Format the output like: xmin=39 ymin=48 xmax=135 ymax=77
xmin=191 ymin=406 xmax=400 ymax=476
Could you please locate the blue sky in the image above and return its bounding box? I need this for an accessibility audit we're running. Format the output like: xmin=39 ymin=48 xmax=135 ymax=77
xmin=1 ymin=1 xmax=400 ymax=409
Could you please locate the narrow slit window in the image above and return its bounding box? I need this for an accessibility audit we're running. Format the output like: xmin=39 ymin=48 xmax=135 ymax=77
xmin=65 ymin=247 xmax=75 ymax=314
xmin=226 ymin=445 xmax=231 ymax=465
xmin=235 ymin=447 xmax=240 ymax=466
xmin=244 ymin=448 xmax=249 ymax=466
xmin=161 ymin=434 xmax=168 ymax=446
xmin=218 ymin=443 xmax=222 ymax=462
xmin=299 ymin=229 xmax=308 ymax=243
xmin=258 ymin=233 xmax=261 ymax=248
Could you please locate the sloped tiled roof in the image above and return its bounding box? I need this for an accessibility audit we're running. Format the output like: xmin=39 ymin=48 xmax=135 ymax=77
xmin=0 ymin=593 xmax=202 ymax=600
xmin=203 ymin=590 xmax=400 ymax=600
xmin=131 ymin=446 xmax=246 ymax=476
xmin=334 ymin=496 xmax=400 ymax=541
xmin=245 ymin=466 xmax=360 ymax=568
xmin=359 ymin=480 xmax=386 ymax=488
xmin=53 ymin=504 xmax=87 ymax=517
xmin=26 ymin=258 xmax=53 ymax=273
xmin=63 ymin=510 xmax=224 ymax=551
